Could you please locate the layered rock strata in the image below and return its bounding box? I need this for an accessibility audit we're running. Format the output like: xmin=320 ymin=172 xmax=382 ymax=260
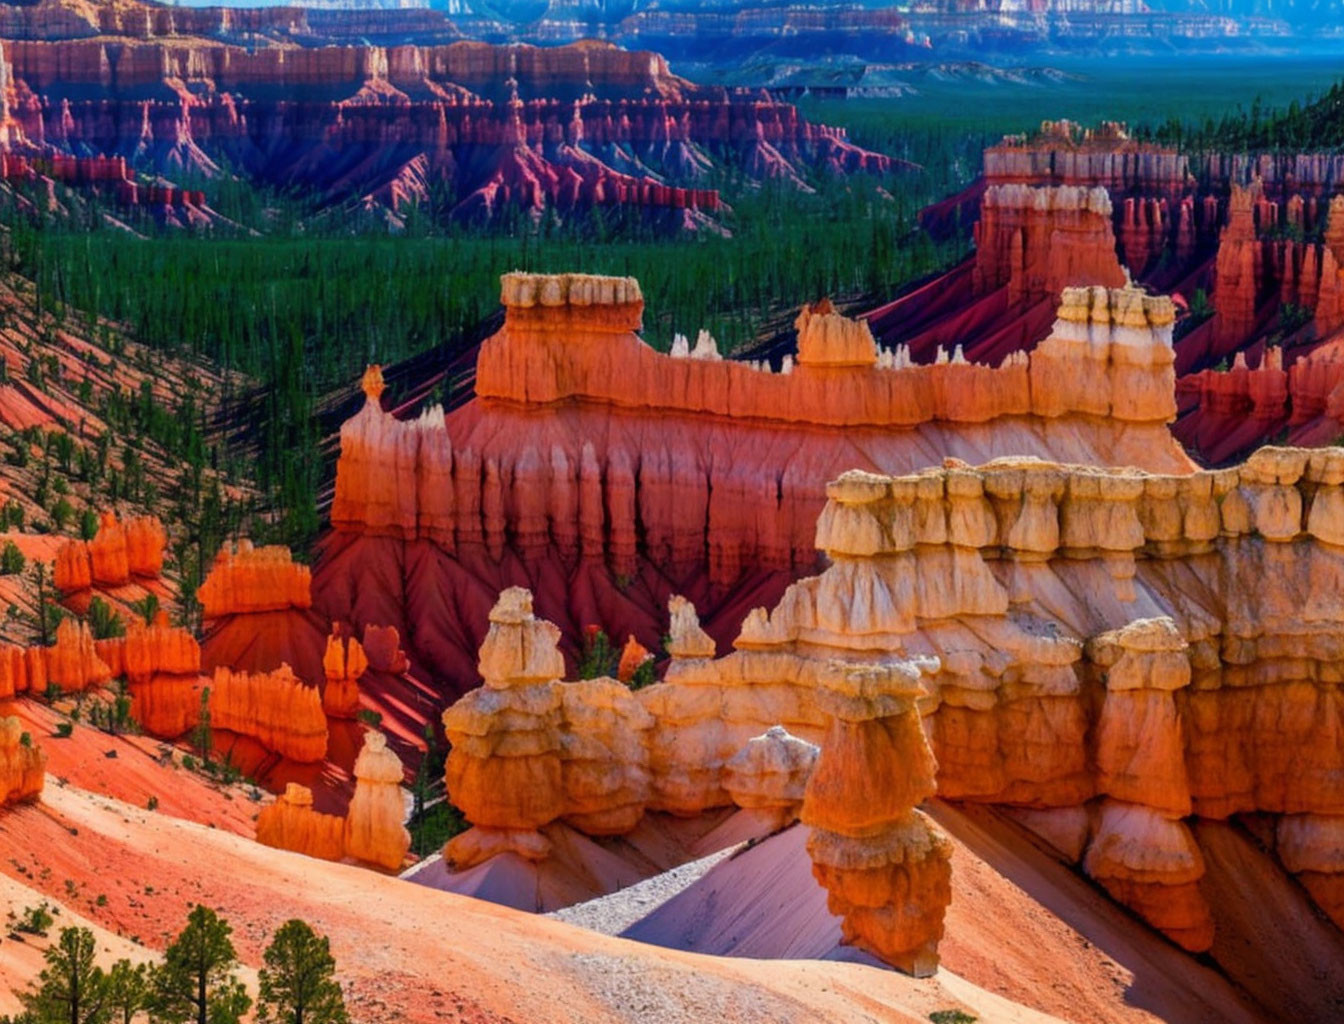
xmin=197 ymin=541 xmax=313 ymax=618
xmin=206 ymin=664 xmax=328 ymax=763
xmin=255 ymin=782 xmax=346 ymax=862
xmin=53 ymin=512 xmax=166 ymax=593
xmin=441 ymin=587 xmax=654 ymax=869
xmin=321 ymin=274 xmax=1190 ymax=699
xmin=322 ymin=631 xmax=368 ymax=718
xmin=438 ymin=447 xmax=1344 ymax=953
xmin=800 ymin=661 xmax=952 ymax=975
xmin=343 ymin=729 xmax=411 ymax=871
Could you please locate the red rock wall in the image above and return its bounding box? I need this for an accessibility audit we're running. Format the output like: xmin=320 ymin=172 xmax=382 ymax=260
xmin=970 ymin=184 xmax=1127 ymax=303
xmin=206 ymin=664 xmax=328 ymax=764
xmin=54 ymin=512 xmax=166 ymax=594
xmin=197 ymin=541 xmax=312 ymax=619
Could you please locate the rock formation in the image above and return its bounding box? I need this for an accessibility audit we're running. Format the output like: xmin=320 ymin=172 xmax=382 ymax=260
xmin=875 ymin=123 xmax=1344 ymax=463
xmin=44 ymin=618 xmax=112 ymax=693
xmin=0 ymin=715 xmax=44 ymax=805
xmin=54 ymin=512 xmax=166 ymax=593
xmin=319 ymin=273 xmax=1191 ymax=700
xmin=255 ymin=783 xmax=346 ymax=862
xmin=971 ymin=184 xmax=1127 ymax=304
xmin=721 ymin=725 xmax=817 ymax=827
xmin=800 ymin=661 xmax=952 ymax=976
xmin=344 ymin=730 xmax=411 ymax=871
xmin=322 ymin=631 xmax=368 ymax=718
xmin=441 ymin=587 xmax=654 ymax=868
xmin=117 ymin=612 xmax=205 ymax=736
xmin=435 ymin=448 xmax=1344 ymax=952
xmin=0 ymin=5 xmax=896 ymax=227
xmin=206 ymin=664 xmax=328 ymax=763
xmin=197 ymin=541 xmax=313 ymax=619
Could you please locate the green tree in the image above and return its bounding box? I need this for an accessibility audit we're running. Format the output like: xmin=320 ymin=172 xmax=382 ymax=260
xmin=104 ymin=960 xmax=148 ymax=1024
xmin=79 ymin=509 xmax=99 ymax=542
xmin=0 ymin=541 xmax=25 ymax=575
xmin=87 ymin=597 xmax=125 ymax=641
xmin=20 ymin=925 xmax=109 ymax=1024
xmin=150 ymin=906 xmax=251 ymax=1024
xmin=256 ymin=920 xmax=349 ymax=1024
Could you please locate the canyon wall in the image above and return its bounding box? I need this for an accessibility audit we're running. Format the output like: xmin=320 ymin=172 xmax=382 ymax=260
xmin=0 ymin=14 xmax=895 ymax=224
xmin=319 ymin=273 xmax=1190 ymax=698
xmin=437 ymin=446 xmax=1344 ymax=953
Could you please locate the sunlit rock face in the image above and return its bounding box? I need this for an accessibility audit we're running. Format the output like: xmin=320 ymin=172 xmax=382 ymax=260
xmin=437 ymin=446 xmax=1344 ymax=955
xmin=319 ymin=272 xmax=1191 ymax=702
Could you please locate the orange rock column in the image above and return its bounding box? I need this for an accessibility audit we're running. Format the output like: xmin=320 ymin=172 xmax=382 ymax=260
xmin=256 ymin=783 xmax=346 ymax=862
xmin=800 ymin=661 xmax=951 ymax=977
xmin=1083 ymin=618 xmax=1214 ymax=952
xmin=0 ymin=715 xmax=44 ymax=805
xmin=322 ymin=632 xmax=367 ymax=719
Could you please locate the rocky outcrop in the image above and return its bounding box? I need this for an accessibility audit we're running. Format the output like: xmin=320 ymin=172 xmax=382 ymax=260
xmin=322 ymin=631 xmax=367 ymax=718
xmin=45 ymin=618 xmax=112 ymax=693
xmin=436 ymin=448 xmax=1344 ymax=951
xmin=1 ymin=10 xmax=895 ymax=227
xmin=343 ymin=730 xmax=410 ymax=871
xmin=1083 ymin=619 xmax=1213 ymax=951
xmin=320 ymin=273 xmax=1191 ymax=701
xmin=118 ymin=613 xmax=204 ymax=736
xmin=197 ymin=541 xmax=313 ymax=618
xmin=442 ymin=587 xmax=653 ymax=868
xmin=971 ymin=184 xmax=1127 ymax=304
xmin=255 ymin=783 xmax=346 ymax=862
xmin=54 ymin=512 xmax=166 ymax=593
xmin=206 ymin=664 xmax=328 ymax=763
xmin=801 ymin=661 xmax=951 ymax=976
xmin=721 ymin=725 xmax=817 ymax=826
xmin=0 ymin=715 xmax=44 ymax=805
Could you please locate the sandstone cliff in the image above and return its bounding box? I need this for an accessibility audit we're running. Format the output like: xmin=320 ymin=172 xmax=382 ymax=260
xmin=318 ymin=273 xmax=1191 ymax=701
xmin=435 ymin=447 xmax=1344 ymax=954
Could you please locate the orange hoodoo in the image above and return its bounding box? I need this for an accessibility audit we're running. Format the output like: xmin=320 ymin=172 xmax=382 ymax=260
xmin=197 ymin=540 xmax=312 ymax=618
xmin=801 ymin=660 xmax=952 ymax=977
xmin=45 ymin=618 xmax=112 ymax=693
xmin=0 ymin=715 xmax=45 ymax=805
xmin=255 ymin=783 xmax=346 ymax=861
xmin=54 ymin=512 xmax=166 ymax=593
xmin=109 ymin=612 xmax=205 ymax=737
xmin=207 ymin=664 xmax=328 ymax=763
xmin=322 ymin=631 xmax=368 ymax=718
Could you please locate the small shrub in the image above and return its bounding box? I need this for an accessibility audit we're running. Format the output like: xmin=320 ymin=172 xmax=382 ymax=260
xmin=146 ymin=795 xmax=159 ymax=811
xmin=929 ymin=1011 xmax=977 ymax=1024
xmin=577 ymin=625 xmax=617 ymax=679
xmin=15 ymin=902 xmax=54 ymax=936
xmin=53 ymin=721 xmax=73 ymax=739
xmin=356 ymin=709 xmax=382 ymax=729
xmin=0 ymin=541 xmax=24 ymax=576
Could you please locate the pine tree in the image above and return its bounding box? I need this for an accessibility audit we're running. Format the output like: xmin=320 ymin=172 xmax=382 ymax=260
xmin=149 ymin=907 xmax=250 ymax=1024
xmin=20 ymin=925 xmax=108 ymax=1024
xmin=103 ymin=960 xmax=148 ymax=1024
xmin=256 ymin=921 xmax=349 ymax=1024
